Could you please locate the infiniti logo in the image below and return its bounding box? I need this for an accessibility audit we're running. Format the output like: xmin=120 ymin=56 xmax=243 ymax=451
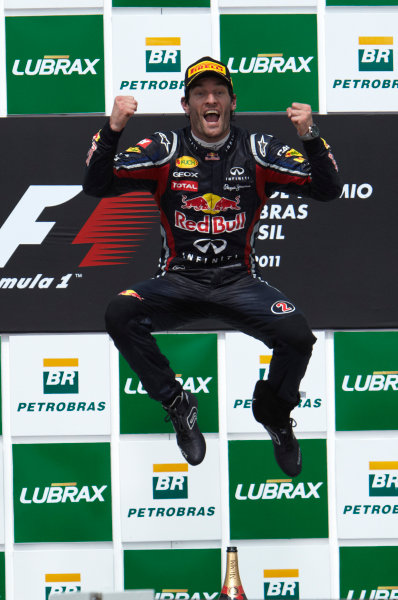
xmin=230 ymin=166 xmax=244 ymax=176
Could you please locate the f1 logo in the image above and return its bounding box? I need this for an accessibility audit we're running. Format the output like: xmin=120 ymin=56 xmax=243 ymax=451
xmin=0 ymin=185 xmax=80 ymax=267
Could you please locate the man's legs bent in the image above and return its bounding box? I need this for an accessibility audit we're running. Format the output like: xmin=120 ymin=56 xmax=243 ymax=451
xmin=104 ymin=284 xmax=206 ymax=466
xmin=252 ymin=313 xmax=316 ymax=476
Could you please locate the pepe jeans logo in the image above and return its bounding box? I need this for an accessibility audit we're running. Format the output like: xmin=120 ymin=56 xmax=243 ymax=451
xmin=152 ymin=463 xmax=188 ymax=500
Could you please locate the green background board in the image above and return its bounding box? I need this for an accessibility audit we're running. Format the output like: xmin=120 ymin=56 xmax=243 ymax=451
xmin=340 ymin=546 xmax=398 ymax=598
xmin=327 ymin=1 xmax=398 ymax=4
xmin=13 ymin=442 xmax=112 ymax=542
xmin=124 ymin=548 xmax=222 ymax=595
xmin=220 ymin=14 xmax=319 ymax=112
xmin=228 ymin=439 xmax=328 ymax=539
xmin=334 ymin=331 xmax=398 ymax=431
xmin=6 ymin=15 xmax=105 ymax=114
xmin=119 ymin=333 xmax=219 ymax=433
xmin=113 ymin=0 xmax=210 ymax=5
xmin=0 ymin=554 xmax=5 ymax=600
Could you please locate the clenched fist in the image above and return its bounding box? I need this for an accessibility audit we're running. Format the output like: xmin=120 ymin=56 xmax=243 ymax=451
xmin=286 ymin=102 xmax=313 ymax=137
xmin=110 ymin=95 xmax=138 ymax=132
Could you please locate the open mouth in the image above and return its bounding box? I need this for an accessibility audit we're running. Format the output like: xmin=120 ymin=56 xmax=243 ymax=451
xmin=204 ymin=110 xmax=220 ymax=123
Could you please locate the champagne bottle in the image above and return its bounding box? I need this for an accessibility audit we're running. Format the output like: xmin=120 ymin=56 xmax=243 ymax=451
xmin=219 ymin=546 xmax=247 ymax=600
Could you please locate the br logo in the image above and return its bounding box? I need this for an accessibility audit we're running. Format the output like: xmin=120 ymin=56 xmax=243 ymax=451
xmin=358 ymin=36 xmax=394 ymax=72
xmin=45 ymin=573 xmax=81 ymax=600
xmin=145 ymin=37 xmax=181 ymax=73
xmin=43 ymin=358 xmax=79 ymax=394
xmin=264 ymin=570 xmax=299 ymax=599
xmin=369 ymin=461 xmax=398 ymax=497
xmin=152 ymin=463 xmax=188 ymax=500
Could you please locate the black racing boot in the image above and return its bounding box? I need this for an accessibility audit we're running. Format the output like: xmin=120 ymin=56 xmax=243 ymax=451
xmin=252 ymin=380 xmax=302 ymax=477
xmin=163 ymin=391 xmax=206 ymax=466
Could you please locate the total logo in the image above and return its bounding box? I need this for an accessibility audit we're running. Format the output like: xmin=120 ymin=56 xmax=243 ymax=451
xmin=343 ymin=461 xmax=398 ymax=516
xmin=227 ymin=54 xmax=314 ymax=74
xmin=45 ymin=573 xmax=81 ymax=600
xmin=43 ymin=358 xmax=79 ymax=394
xmin=12 ymin=56 xmax=100 ymax=76
xmin=341 ymin=371 xmax=398 ymax=392
xmin=155 ymin=590 xmax=218 ymax=600
xmin=347 ymin=587 xmax=398 ymax=600
xmin=235 ymin=478 xmax=323 ymax=500
xmin=152 ymin=463 xmax=188 ymax=500
xmin=20 ymin=483 xmax=107 ymax=504
xmin=264 ymin=569 xmax=299 ymax=600
xmin=358 ymin=36 xmax=394 ymax=72
xmin=145 ymin=37 xmax=181 ymax=73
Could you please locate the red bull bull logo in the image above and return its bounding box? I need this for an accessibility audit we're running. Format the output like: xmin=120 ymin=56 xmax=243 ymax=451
xmin=181 ymin=193 xmax=240 ymax=215
xmin=119 ymin=289 xmax=144 ymax=300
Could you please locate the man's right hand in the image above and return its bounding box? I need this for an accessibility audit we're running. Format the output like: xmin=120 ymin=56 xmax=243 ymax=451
xmin=109 ymin=95 xmax=138 ymax=132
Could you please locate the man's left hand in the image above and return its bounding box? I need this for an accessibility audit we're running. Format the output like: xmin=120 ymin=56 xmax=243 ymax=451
xmin=286 ymin=102 xmax=313 ymax=137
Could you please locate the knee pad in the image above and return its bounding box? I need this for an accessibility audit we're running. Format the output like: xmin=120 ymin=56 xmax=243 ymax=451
xmin=272 ymin=313 xmax=316 ymax=355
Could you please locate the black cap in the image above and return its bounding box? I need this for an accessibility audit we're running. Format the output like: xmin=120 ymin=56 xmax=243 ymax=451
xmin=184 ymin=56 xmax=233 ymax=95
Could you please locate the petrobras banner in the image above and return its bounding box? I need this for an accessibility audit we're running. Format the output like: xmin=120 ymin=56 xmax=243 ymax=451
xmin=9 ymin=334 xmax=111 ymax=435
xmin=326 ymin=11 xmax=398 ymax=111
xmin=225 ymin=331 xmax=327 ymax=433
xmin=228 ymin=439 xmax=328 ymax=539
xmin=234 ymin=543 xmax=331 ymax=600
xmin=334 ymin=331 xmax=398 ymax=431
xmin=5 ymin=15 xmax=105 ymax=115
xmin=119 ymin=333 xmax=218 ymax=434
xmin=112 ymin=13 xmax=212 ymax=113
xmin=124 ymin=548 xmax=221 ymax=600
xmin=220 ymin=14 xmax=318 ymax=112
xmin=339 ymin=546 xmax=398 ymax=600
xmin=13 ymin=548 xmax=114 ymax=600
xmin=336 ymin=438 xmax=398 ymax=538
xmin=13 ymin=442 xmax=112 ymax=542
xmin=119 ymin=439 xmax=221 ymax=541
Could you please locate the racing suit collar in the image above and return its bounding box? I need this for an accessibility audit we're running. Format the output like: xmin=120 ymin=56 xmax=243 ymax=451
xmin=185 ymin=126 xmax=237 ymax=157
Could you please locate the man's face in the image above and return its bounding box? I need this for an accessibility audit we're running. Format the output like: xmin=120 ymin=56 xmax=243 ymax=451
xmin=181 ymin=76 xmax=237 ymax=143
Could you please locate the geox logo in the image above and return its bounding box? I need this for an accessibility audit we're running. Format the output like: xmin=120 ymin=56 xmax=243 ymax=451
xmin=342 ymin=371 xmax=398 ymax=392
xmin=235 ymin=478 xmax=323 ymax=500
xmin=358 ymin=36 xmax=394 ymax=72
xmin=347 ymin=588 xmax=398 ymax=600
xmin=43 ymin=358 xmax=79 ymax=394
xmin=369 ymin=461 xmax=398 ymax=497
xmin=45 ymin=573 xmax=81 ymax=600
xmin=12 ymin=56 xmax=100 ymax=76
xmin=20 ymin=483 xmax=107 ymax=504
xmin=145 ymin=37 xmax=181 ymax=72
xmin=227 ymin=54 xmax=313 ymax=74
xmin=152 ymin=463 xmax=188 ymax=500
xmin=264 ymin=569 xmax=300 ymax=599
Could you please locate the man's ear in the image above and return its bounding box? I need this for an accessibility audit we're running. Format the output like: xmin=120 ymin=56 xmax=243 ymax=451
xmin=231 ymin=94 xmax=237 ymax=111
xmin=181 ymin=97 xmax=190 ymax=115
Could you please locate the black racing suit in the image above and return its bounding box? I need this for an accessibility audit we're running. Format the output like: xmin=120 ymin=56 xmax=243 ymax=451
xmin=84 ymin=120 xmax=342 ymax=407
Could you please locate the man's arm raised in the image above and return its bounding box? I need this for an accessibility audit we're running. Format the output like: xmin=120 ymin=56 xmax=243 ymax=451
xmin=109 ymin=95 xmax=138 ymax=132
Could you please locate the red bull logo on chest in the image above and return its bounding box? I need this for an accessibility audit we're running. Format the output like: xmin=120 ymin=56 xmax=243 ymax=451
xmin=182 ymin=193 xmax=240 ymax=214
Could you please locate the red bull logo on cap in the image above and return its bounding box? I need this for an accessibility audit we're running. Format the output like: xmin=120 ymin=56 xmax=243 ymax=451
xmin=182 ymin=192 xmax=240 ymax=215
